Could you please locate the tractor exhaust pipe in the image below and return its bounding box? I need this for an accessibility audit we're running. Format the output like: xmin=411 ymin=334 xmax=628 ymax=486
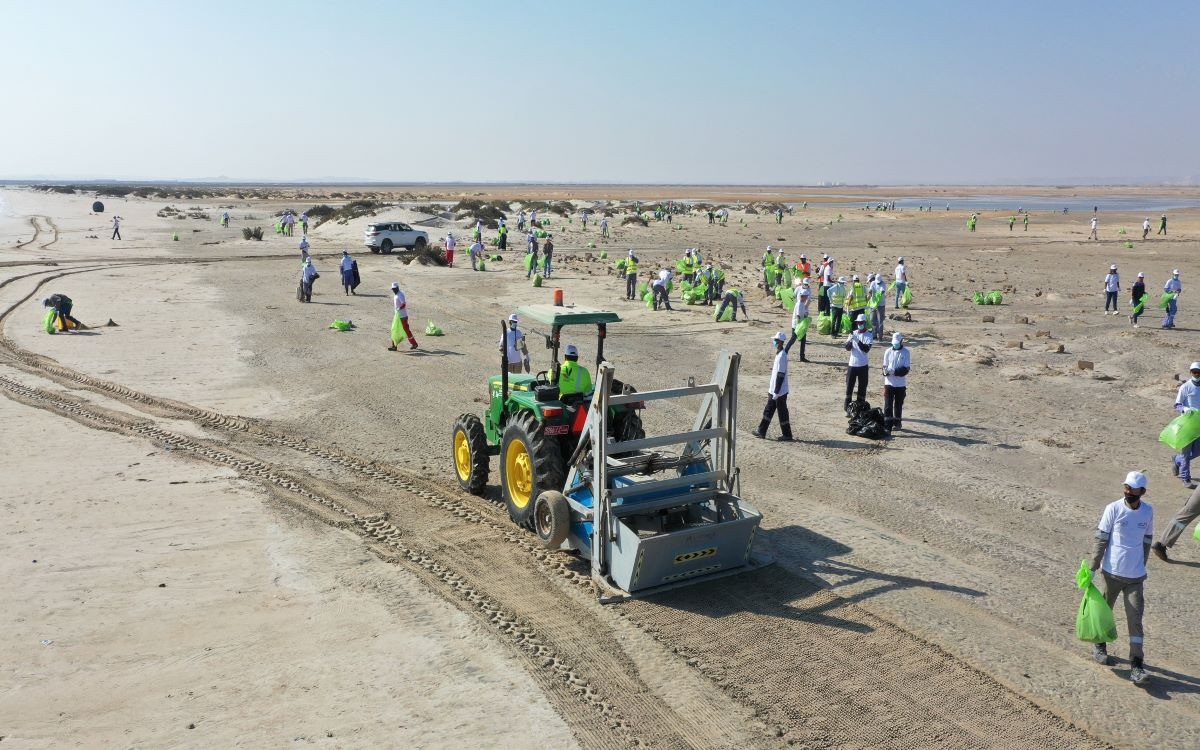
xmin=500 ymin=320 xmax=509 ymax=408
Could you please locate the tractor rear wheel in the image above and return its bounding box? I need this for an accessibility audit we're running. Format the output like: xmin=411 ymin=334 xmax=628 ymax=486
xmin=451 ymin=414 xmax=489 ymax=495
xmin=534 ymin=491 xmax=571 ymax=549
xmin=500 ymin=411 xmax=565 ymax=528
xmin=610 ymin=409 xmax=645 ymax=457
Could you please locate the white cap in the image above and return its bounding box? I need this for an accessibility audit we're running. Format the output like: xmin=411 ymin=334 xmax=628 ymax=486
xmin=898 ymin=256 xmax=905 ymax=262
xmin=856 ymin=313 xmax=867 ymax=322
xmin=892 ymin=332 xmax=903 ymax=345
xmin=508 ymin=313 xmax=519 ymax=322
xmin=390 ymin=282 xmax=399 ymax=290
xmin=837 ymin=276 xmax=846 ymax=283
xmin=772 ymin=331 xmax=787 ymax=344
xmin=1110 ymin=264 xmax=1117 ymax=270
xmin=801 ymin=278 xmax=810 ymax=285
xmin=852 ymin=274 xmax=860 ymax=281
xmin=822 ymin=253 xmax=829 ymax=259
xmin=800 ymin=254 xmax=807 ymax=259
xmin=1124 ymin=471 xmax=1148 ymax=490
xmin=1137 ymin=272 xmax=1145 ymax=277
xmin=1174 ymin=269 xmax=1181 ymax=275
xmin=564 ymin=343 xmax=579 ymax=357
xmin=628 ymin=248 xmax=634 ymax=256
xmin=1189 ymin=361 xmax=1200 ymax=372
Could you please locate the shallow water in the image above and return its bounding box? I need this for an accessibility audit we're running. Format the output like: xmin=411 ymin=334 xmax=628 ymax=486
xmin=799 ymin=195 xmax=1200 ymax=213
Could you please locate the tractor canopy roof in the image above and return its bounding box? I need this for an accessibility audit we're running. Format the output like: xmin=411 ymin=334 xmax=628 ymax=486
xmin=516 ymin=304 xmax=621 ymax=327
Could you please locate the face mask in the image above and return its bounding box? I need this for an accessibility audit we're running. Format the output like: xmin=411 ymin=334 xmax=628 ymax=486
xmin=892 ymin=343 xmax=902 ymax=350
xmin=1123 ymin=491 xmax=1142 ymax=505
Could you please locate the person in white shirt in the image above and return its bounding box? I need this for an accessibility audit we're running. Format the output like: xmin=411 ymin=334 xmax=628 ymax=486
xmin=339 ymin=250 xmax=358 ymax=296
xmin=1103 ymin=264 xmax=1120 ymax=314
xmin=445 ymin=233 xmax=457 ymax=268
xmin=517 ymin=210 xmax=526 ymax=231
xmin=388 ymin=281 xmax=418 ymax=351
xmin=111 ymin=215 xmax=122 ymax=240
xmin=299 ymin=236 xmax=310 ymax=262
xmin=299 ymin=258 xmax=319 ymax=302
xmin=785 ymin=279 xmax=812 ymax=361
xmin=753 ymin=332 xmax=793 ymax=441
xmin=893 ymin=257 xmax=908 ymax=308
xmin=1170 ymin=361 xmax=1200 ymax=487
xmin=600 ymin=216 xmax=609 ymax=238
xmin=818 ymin=256 xmax=834 ymax=314
xmin=881 ymin=332 xmax=911 ymax=433
xmin=1087 ymin=470 xmax=1153 ymax=686
xmin=499 ymin=313 xmax=529 ymax=373
xmin=1142 ymin=217 xmax=1152 ymax=240
xmin=869 ymin=272 xmax=887 ymax=338
xmin=1162 ymin=270 xmax=1182 ymax=329
xmin=651 ymin=269 xmax=673 ymax=311
xmin=469 ymin=239 xmax=485 ymax=272
xmin=844 ymin=314 xmax=873 ymax=413
xmin=1089 ymin=216 xmax=1099 ymax=240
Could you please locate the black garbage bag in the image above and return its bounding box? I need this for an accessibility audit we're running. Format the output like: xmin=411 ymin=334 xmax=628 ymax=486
xmin=846 ymin=401 xmax=887 ymax=440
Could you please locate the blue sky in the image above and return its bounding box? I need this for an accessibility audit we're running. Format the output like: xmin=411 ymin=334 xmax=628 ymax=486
xmin=1 ymin=1 xmax=1196 ymax=184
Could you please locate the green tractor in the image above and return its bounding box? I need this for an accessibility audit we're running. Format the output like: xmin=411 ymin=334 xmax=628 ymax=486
xmin=452 ymin=305 xmax=645 ymax=527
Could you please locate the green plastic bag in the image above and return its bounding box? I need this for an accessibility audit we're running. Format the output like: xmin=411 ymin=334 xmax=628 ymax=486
xmin=901 ymin=285 xmax=913 ymax=308
xmin=424 ymin=321 xmax=444 ymax=336
xmin=1193 ymin=523 xmax=1200 ymax=543
xmin=972 ymin=291 xmax=986 ymax=305
xmin=645 ymin=291 xmax=655 ymax=310
xmin=816 ymin=312 xmax=832 ymax=335
xmin=780 ymin=287 xmax=796 ymax=311
xmin=714 ymin=303 xmax=733 ymax=321
xmin=987 ymin=291 xmax=1003 ymax=305
xmin=1131 ymin=293 xmax=1149 ymax=316
xmin=390 ymin=312 xmax=405 ymax=345
xmin=599 ymin=250 xmax=608 ymax=259
xmin=523 ymin=253 xmax=535 ymax=272
xmin=1075 ymin=560 xmax=1118 ymax=644
xmin=1125 ymin=241 xmax=1135 ymax=249
xmin=1160 ymin=292 xmax=1176 ymax=310
xmin=532 ymin=274 xmax=543 ymax=287
xmin=329 ymin=319 xmax=353 ymax=331
xmin=478 ymin=260 xmax=486 ymax=271
xmin=43 ymin=309 xmax=57 ymax=334
xmin=840 ymin=314 xmax=853 ymax=334
xmin=1159 ymin=410 xmax=1200 ymax=451
xmin=793 ymin=316 xmax=811 ymax=339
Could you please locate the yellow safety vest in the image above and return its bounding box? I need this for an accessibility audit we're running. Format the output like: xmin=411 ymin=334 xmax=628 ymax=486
xmin=557 ymin=360 xmax=592 ymax=396
xmin=845 ymin=283 xmax=864 ymax=309
xmin=625 ymin=258 xmax=638 ymax=274
xmin=829 ymin=284 xmax=846 ymax=307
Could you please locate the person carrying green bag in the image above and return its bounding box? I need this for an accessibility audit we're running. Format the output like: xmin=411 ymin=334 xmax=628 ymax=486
xmin=1129 ymin=272 xmax=1147 ymax=327
xmin=1085 ymin=470 xmax=1153 ymax=686
xmin=785 ymin=280 xmax=812 ymax=361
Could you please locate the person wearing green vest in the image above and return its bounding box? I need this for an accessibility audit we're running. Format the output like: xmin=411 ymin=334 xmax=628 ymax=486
xmin=555 ymin=344 xmax=592 ymax=397
xmin=828 ymin=276 xmax=847 ymax=339
xmin=1009 ymin=216 xmax=1016 ymax=231
xmin=845 ymin=274 xmax=866 ymax=328
xmin=715 ymin=288 xmax=747 ymax=322
xmin=1023 ymin=213 xmax=1029 ymax=231
xmin=711 ymin=266 xmax=726 ymax=298
xmin=624 ymin=249 xmax=639 ymax=300
xmin=682 ymin=248 xmax=697 ymax=283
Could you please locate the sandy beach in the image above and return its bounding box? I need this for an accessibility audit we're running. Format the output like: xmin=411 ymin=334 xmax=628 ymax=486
xmin=4 ymin=184 xmax=1200 ymax=748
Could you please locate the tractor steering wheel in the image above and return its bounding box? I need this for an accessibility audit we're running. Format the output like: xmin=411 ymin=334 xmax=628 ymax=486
xmin=534 ymin=370 xmax=551 ymax=386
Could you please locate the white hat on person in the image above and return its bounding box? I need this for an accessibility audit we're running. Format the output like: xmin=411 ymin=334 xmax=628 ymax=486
xmin=892 ymin=332 xmax=903 ymax=345
xmin=1124 ymin=471 xmax=1148 ymax=490
xmin=564 ymin=343 xmax=579 ymax=357
xmin=390 ymin=281 xmax=399 ymax=290
xmin=509 ymin=313 xmax=519 ymax=322
xmin=1189 ymin=361 xmax=1200 ymax=372
xmin=1110 ymin=264 xmax=1117 ymax=270
xmin=855 ymin=313 xmax=867 ymax=322
xmin=772 ymin=331 xmax=787 ymax=344
xmin=1174 ymin=269 xmax=1181 ymax=275
xmin=837 ymin=276 xmax=846 ymax=283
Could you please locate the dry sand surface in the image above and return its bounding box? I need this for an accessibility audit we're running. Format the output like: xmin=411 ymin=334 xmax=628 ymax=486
xmin=3 ymin=185 xmax=1200 ymax=748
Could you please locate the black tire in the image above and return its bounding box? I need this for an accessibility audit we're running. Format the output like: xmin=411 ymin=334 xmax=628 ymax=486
xmin=370 ymin=247 xmax=380 ymax=254
xmin=610 ymin=409 xmax=645 ymax=458
xmin=381 ymin=239 xmax=394 ymax=253
xmin=534 ymin=491 xmax=571 ymax=550
xmin=452 ymin=414 xmax=489 ymax=495
xmin=414 ymin=236 xmax=427 ymax=250
xmin=500 ymin=411 xmax=565 ymax=528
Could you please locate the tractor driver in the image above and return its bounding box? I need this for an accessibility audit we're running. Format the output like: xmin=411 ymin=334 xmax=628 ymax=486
xmin=555 ymin=344 xmax=592 ymax=398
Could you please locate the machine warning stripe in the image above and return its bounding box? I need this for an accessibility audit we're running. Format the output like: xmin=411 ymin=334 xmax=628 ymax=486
xmin=673 ymin=547 xmax=717 ymax=564
xmin=663 ymin=564 xmax=723 ymax=582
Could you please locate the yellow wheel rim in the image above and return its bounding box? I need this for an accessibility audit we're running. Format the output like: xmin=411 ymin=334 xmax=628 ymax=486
xmin=505 ymin=438 xmax=533 ymax=509
xmin=454 ymin=430 xmax=471 ymax=482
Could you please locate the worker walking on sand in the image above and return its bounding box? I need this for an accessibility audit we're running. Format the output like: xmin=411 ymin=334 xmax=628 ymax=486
xmin=828 ymin=276 xmax=847 ymax=339
xmin=844 ymin=314 xmax=873 ymax=413
xmin=299 ymin=235 xmax=310 ymax=262
xmin=1153 ymin=481 xmax=1200 ymax=562
xmin=298 ymin=259 xmax=319 ymax=302
xmin=893 ymin=257 xmax=909 ymax=308
xmin=624 ymin=249 xmax=639 ymax=300
xmin=445 ymin=232 xmax=456 ymax=267
xmin=526 ymin=233 xmax=539 ymax=279
xmin=882 ymin=332 xmax=911 ymax=434
xmin=1089 ymin=216 xmax=1099 ymax=240
xmin=300 ymin=212 xmax=309 ymax=235
xmin=500 ymin=314 xmax=530 ymax=373
xmin=600 ymin=216 xmax=610 ymax=238
xmin=869 ymin=272 xmax=887 ymax=339
xmin=1159 ymin=214 xmax=1168 ymax=235
xmin=785 ymin=279 xmax=812 ymax=362
xmin=1143 ymin=217 xmax=1152 ymax=240
xmin=1103 ymin=264 xmax=1120 ymax=314
xmin=818 ymin=256 xmax=834 ymax=314
xmin=754 ymin=332 xmax=793 ymax=441
xmin=388 ymin=281 xmax=418 ymax=351
xmin=1087 ymin=470 xmax=1153 ymax=687
xmin=1024 ymin=213 xmax=1029 ymax=231
xmin=111 ymin=215 xmax=122 ymax=240
xmin=542 ymin=236 xmax=554 ymax=278
xmin=1130 ymin=272 xmax=1147 ymax=327
xmin=1171 ymin=361 xmax=1200 ymax=488
xmin=1009 ymin=216 xmax=1016 ymax=231
xmin=715 ymin=287 xmax=748 ymax=322
xmin=340 ymin=250 xmax=359 ymax=295
xmin=1162 ymin=270 xmax=1182 ymax=329
xmin=42 ymin=294 xmax=85 ymax=331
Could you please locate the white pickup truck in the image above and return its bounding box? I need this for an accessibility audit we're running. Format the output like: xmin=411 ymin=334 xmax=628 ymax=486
xmin=364 ymin=221 xmax=429 ymax=254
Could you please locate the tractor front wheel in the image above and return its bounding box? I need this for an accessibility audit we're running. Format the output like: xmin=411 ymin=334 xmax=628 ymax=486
xmin=452 ymin=414 xmax=489 ymax=495
xmin=500 ymin=412 xmax=565 ymax=528
xmin=534 ymin=491 xmax=571 ymax=549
